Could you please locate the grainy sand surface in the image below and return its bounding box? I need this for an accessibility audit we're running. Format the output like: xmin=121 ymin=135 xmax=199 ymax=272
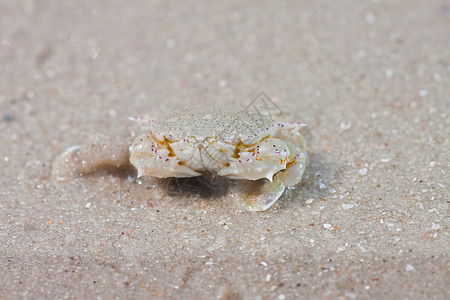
xmin=1 ymin=1 xmax=449 ymax=299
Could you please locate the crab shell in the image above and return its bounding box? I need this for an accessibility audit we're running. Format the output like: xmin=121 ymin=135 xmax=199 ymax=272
xmin=129 ymin=107 xmax=306 ymax=185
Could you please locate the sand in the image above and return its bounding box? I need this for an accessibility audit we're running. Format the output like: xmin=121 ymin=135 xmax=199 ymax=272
xmin=0 ymin=0 xmax=449 ymax=299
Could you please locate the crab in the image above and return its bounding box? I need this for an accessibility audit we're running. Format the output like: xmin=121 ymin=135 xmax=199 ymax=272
xmin=52 ymin=107 xmax=308 ymax=211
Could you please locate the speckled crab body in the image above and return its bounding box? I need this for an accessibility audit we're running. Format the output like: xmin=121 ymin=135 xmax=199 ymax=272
xmin=129 ymin=107 xmax=308 ymax=211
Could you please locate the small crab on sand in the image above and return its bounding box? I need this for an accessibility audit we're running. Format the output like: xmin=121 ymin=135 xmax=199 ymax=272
xmin=52 ymin=107 xmax=308 ymax=211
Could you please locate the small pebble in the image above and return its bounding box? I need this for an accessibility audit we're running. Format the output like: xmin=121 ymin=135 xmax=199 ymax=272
xmin=419 ymin=90 xmax=428 ymax=97
xmin=305 ymin=198 xmax=314 ymax=204
xmin=385 ymin=69 xmax=393 ymax=78
xmin=218 ymin=79 xmax=227 ymax=87
xmin=431 ymin=223 xmax=440 ymax=230
xmin=342 ymin=204 xmax=354 ymax=210
xmin=405 ymin=264 xmax=415 ymax=271
xmin=340 ymin=122 xmax=352 ymax=131
xmin=3 ymin=114 xmax=13 ymax=121
xmin=359 ymin=168 xmax=368 ymax=176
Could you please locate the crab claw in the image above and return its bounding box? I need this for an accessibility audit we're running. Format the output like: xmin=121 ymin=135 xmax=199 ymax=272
xmin=234 ymin=144 xmax=308 ymax=211
xmin=241 ymin=180 xmax=286 ymax=211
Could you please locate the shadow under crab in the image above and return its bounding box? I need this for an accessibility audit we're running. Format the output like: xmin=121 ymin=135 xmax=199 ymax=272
xmin=165 ymin=172 xmax=230 ymax=198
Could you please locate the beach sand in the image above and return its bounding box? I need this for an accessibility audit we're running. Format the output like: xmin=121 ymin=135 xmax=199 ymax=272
xmin=1 ymin=1 xmax=449 ymax=299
